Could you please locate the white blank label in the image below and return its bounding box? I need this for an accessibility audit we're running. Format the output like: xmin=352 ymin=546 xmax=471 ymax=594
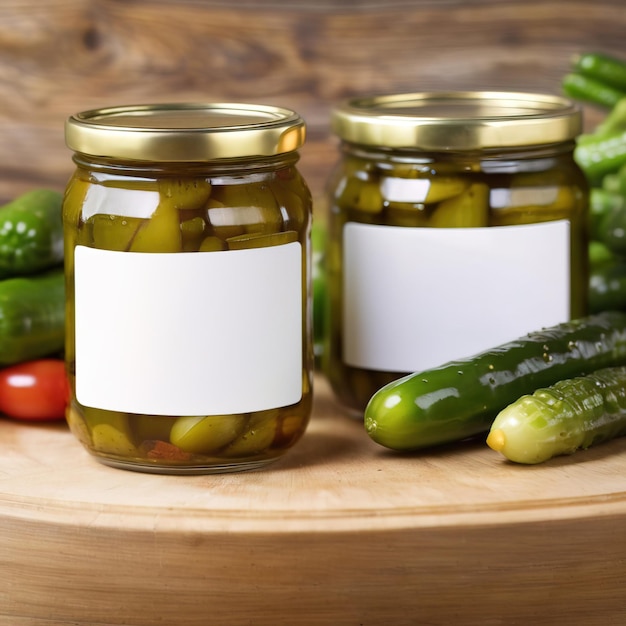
xmin=343 ymin=221 xmax=570 ymax=372
xmin=74 ymin=243 xmax=303 ymax=415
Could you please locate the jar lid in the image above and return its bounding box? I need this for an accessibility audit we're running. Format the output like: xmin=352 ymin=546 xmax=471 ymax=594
xmin=331 ymin=91 xmax=582 ymax=150
xmin=65 ymin=102 xmax=306 ymax=161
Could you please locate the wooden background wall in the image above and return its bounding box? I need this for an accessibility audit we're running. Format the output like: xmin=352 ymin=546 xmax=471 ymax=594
xmin=0 ymin=0 xmax=624 ymax=212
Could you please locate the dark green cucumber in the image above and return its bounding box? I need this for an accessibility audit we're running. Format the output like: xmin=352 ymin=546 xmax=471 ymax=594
xmin=364 ymin=312 xmax=626 ymax=451
xmin=0 ymin=189 xmax=64 ymax=279
xmin=487 ymin=366 xmax=626 ymax=464
xmin=0 ymin=268 xmax=65 ymax=365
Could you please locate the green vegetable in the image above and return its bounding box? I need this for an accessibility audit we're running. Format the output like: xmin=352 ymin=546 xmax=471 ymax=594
xmin=364 ymin=312 xmax=626 ymax=451
xmin=589 ymin=259 xmax=626 ymax=313
xmin=602 ymin=163 xmax=626 ymax=196
xmin=574 ymin=129 xmax=626 ymax=185
xmin=596 ymin=191 xmax=626 ymax=255
xmin=589 ymin=240 xmax=614 ymax=266
xmin=596 ymin=97 xmax=626 ymax=136
xmin=0 ymin=268 xmax=65 ymax=366
xmin=487 ymin=366 xmax=626 ymax=464
xmin=0 ymin=189 xmax=64 ymax=279
xmin=573 ymin=52 xmax=626 ymax=93
xmin=170 ymin=413 xmax=248 ymax=454
xmin=562 ymin=73 xmax=626 ymax=109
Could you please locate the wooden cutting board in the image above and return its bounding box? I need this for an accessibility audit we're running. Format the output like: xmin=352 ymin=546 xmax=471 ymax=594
xmin=1 ymin=374 xmax=625 ymax=625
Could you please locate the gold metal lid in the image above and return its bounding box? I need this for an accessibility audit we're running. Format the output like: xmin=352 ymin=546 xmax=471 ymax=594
xmin=331 ymin=91 xmax=582 ymax=150
xmin=65 ymin=102 xmax=306 ymax=161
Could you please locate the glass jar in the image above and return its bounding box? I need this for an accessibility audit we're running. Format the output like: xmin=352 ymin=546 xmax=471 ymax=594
xmin=63 ymin=103 xmax=313 ymax=474
xmin=324 ymin=92 xmax=589 ymax=415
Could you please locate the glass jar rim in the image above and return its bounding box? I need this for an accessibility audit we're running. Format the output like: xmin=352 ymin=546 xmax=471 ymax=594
xmin=65 ymin=102 xmax=306 ymax=162
xmin=331 ymin=91 xmax=582 ymax=151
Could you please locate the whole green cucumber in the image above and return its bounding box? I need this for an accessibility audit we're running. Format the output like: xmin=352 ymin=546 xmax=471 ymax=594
xmin=487 ymin=366 xmax=626 ymax=464
xmin=364 ymin=312 xmax=626 ymax=451
xmin=0 ymin=268 xmax=65 ymax=365
xmin=0 ymin=189 xmax=64 ymax=279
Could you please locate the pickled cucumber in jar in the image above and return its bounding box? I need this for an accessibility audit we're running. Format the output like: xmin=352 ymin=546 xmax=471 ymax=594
xmin=64 ymin=102 xmax=313 ymax=473
xmin=325 ymin=91 xmax=588 ymax=415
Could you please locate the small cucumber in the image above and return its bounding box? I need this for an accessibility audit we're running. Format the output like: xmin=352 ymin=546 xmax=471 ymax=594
xmin=364 ymin=312 xmax=626 ymax=451
xmin=487 ymin=366 xmax=626 ymax=464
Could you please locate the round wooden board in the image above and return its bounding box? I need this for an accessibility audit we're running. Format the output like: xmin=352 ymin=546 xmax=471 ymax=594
xmin=1 ymin=374 xmax=626 ymax=625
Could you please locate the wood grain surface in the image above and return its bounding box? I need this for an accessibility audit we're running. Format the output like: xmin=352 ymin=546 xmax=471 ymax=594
xmin=0 ymin=0 xmax=623 ymax=207
xmin=1 ymin=374 xmax=626 ymax=625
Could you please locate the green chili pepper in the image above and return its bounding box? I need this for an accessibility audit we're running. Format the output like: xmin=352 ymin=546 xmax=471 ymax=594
xmin=596 ymin=97 xmax=626 ymax=136
xmin=562 ymin=73 xmax=626 ymax=109
xmin=0 ymin=189 xmax=64 ymax=279
xmin=364 ymin=312 xmax=626 ymax=451
xmin=573 ymin=52 xmax=626 ymax=93
xmin=487 ymin=366 xmax=626 ymax=464
xmin=574 ymin=129 xmax=626 ymax=184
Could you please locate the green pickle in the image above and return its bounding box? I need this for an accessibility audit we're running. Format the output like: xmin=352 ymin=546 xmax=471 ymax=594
xmin=64 ymin=163 xmax=311 ymax=466
xmin=63 ymin=154 xmax=312 ymax=472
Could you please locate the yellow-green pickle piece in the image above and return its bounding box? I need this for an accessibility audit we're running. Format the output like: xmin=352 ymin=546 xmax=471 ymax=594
xmin=180 ymin=216 xmax=207 ymax=251
xmin=209 ymin=183 xmax=283 ymax=235
xmin=423 ymin=177 xmax=468 ymax=204
xmin=170 ymin=414 xmax=248 ymax=454
xmin=158 ymin=178 xmax=212 ymax=211
xmin=130 ymin=197 xmax=182 ymax=252
xmin=223 ymin=413 xmax=278 ymax=457
xmin=92 ymin=424 xmax=137 ymax=456
xmin=337 ymin=177 xmax=384 ymax=214
xmin=91 ymin=214 xmax=144 ymax=251
xmin=429 ymin=182 xmax=489 ymax=227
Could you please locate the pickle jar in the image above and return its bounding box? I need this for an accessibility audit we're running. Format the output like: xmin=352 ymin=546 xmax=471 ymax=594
xmin=63 ymin=103 xmax=313 ymax=474
xmin=324 ymin=92 xmax=589 ymax=415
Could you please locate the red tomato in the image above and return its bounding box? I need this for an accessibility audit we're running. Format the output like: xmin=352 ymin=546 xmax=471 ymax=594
xmin=0 ymin=359 xmax=69 ymax=421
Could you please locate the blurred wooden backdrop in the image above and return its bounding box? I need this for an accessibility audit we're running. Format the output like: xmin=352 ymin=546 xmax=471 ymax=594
xmin=0 ymin=0 xmax=624 ymax=211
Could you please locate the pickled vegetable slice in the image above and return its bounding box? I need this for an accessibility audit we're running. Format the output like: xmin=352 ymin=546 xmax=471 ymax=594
xmin=269 ymin=178 xmax=309 ymax=230
xmin=198 ymin=235 xmax=227 ymax=252
xmin=129 ymin=197 xmax=182 ymax=252
xmin=180 ymin=215 xmax=207 ymax=251
xmin=424 ymin=177 xmax=468 ymax=204
xmin=92 ymin=423 xmax=137 ymax=456
xmin=158 ymin=178 xmax=212 ymax=211
xmin=170 ymin=414 xmax=248 ymax=454
xmin=222 ymin=412 xmax=278 ymax=457
xmin=91 ymin=215 xmax=144 ymax=251
xmin=78 ymin=406 xmax=137 ymax=455
xmin=429 ymin=183 xmax=489 ymax=227
xmin=209 ymin=183 xmax=283 ymax=236
xmin=336 ymin=177 xmax=384 ymax=214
